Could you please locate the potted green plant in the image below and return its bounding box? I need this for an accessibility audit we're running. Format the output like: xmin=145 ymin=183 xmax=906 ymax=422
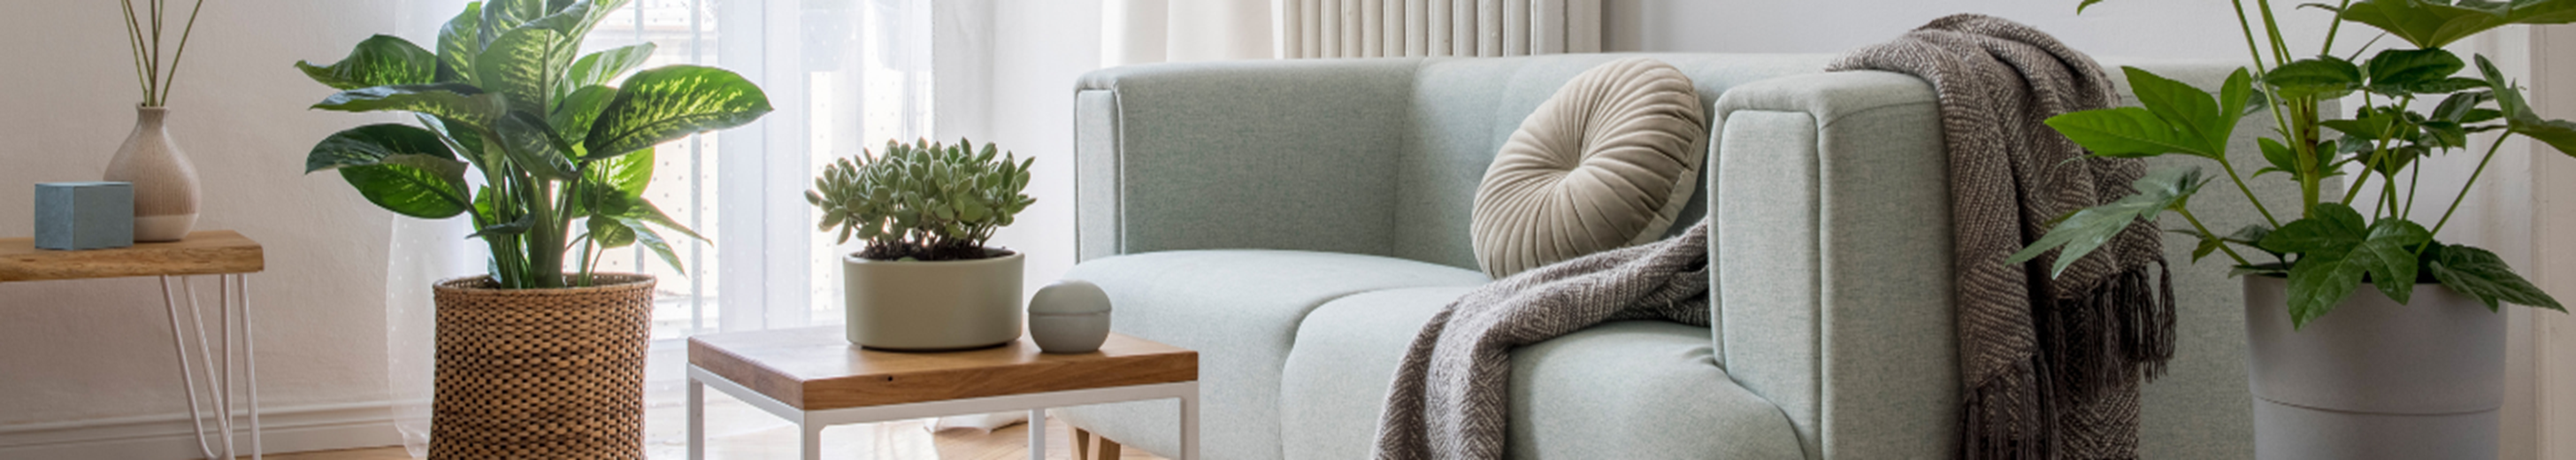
xmin=2020 ymin=0 xmax=2574 ymax=456
xmin=808 ymin=138 xmax=1036 ymax=350
xmin=294 ymin=0 xmax=770 ymax=456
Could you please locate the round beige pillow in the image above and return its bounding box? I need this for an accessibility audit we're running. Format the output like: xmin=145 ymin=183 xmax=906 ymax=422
xmin=1471 ymin=58 xmax=1707 ymax=278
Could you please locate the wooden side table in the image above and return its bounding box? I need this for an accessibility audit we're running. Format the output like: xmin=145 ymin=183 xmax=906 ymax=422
xmin=0 ymin=230 xmax=266 ymax=459
xmin=686 ymin=326 xmax=1200 ymax=460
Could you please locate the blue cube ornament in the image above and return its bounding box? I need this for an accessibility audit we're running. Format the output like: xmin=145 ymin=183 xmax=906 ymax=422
xmin=34 ymin=181 xmax=135 ymax=250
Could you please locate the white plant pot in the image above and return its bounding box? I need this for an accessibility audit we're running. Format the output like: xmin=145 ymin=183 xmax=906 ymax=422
xmin=842 ymin=249 xmax=1025 ymax=350
xmin=2242 ymin=275 xmax=2503 ymax=459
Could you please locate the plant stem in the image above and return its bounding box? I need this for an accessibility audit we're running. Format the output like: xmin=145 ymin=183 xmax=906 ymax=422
xmin=2420 ymin=134 xmax=2512 ymax=254
xmin=2217 ymin=154 xmax=2285 ymax=226
xmin=2404 ymin=159 xmax=2421 ymax=218
xmin=2342 ymin=96 xmax=2414 ymax=204
xmin=2181 ymin=207 xmax=2258 ymax=266
xmin=119 ymin=0 xmax=149 ymax=103
xmin=527 ymin=180 xmax=565 ymax=288
xmin=158 ymin=0 xmax=208 ymax=105
xmin=2319 ymin=0 xmax=2353 ymax=56
xmin=2254 ymin=0 xmax=2294 ymax=65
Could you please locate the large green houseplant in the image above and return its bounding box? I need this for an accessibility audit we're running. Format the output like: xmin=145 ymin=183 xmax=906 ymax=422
xmin=2017 ymin=0 xmax=2573 ymax=456
xmin=295 ymin=0 xmax=770 ymax=456
xmin=808 ymin=138 xmax=1037 ymax=349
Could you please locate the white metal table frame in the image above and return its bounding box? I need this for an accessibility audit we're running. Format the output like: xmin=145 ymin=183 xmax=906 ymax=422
xmin=159 ymin=273 xmax=259 ymax=460
xmin=686 ymin=364 xmax=1198 ymax=460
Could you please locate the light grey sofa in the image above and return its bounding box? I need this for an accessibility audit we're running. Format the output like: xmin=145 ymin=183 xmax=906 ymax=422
xmin=1054 ymin=53 xmax=2290 ymax=459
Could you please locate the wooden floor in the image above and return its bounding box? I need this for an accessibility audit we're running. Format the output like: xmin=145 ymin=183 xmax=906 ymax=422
xmin=243 ymin=416 xmax=1162 ymax=460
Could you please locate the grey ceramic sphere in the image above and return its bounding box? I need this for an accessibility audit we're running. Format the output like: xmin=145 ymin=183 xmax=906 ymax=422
xmin=1027 ymin=280 xmax=1114 ymax=353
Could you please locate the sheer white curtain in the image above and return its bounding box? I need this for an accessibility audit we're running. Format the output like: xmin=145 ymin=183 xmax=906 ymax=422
xmin=382 ymin=0 xmax=939 ymax=455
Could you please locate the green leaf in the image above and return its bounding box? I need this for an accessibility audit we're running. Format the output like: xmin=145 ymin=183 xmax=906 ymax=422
xmin=627 ymin=198 xmax=705 ymax=241
xmin=436 ymin=3 xmax=483 ymax=84
xmin=2045 ymin=107 xmax=2209 ymax=157
xmin=2123 ymin=66 xmax=2238 ymax=155
xmin=2264 ymin=57 xmax=2365 ymax=99
xmin=586 ymin=65 xmax=774 ymax=157
xmin=2409 ymin=77 xmax=2489 ymax=94
xmin=2428 ymin=244 xmax=2566 ymax=311
xmin=311 ymin=84 xmax=503 ymax=129
xmin=2349 ymin=219 xmax=2434 ymax=303
xmin=550 ymin=85 xmax=617 ymax=148
xmin=297 ymin=35 xmax=437 ymax=90
xmin=478 ymin=0 xmax=550 ymax=50
xmin=2258 ymin=137 xmax=2302 ymax=179
xmin=310 ymin=126 xmax=472 ymax=219
xmin=2078 ymin=0 xmax=2108 ymax=13
xmin=2287 ymin=251 xmax=2369 ymax=328
xmin=617 ymin=218 xmax=686 ymax=275
xmin=2362 ymin=48 xmax=2466 ymax=96
xmin=2338 ymin=0 xmax=2514 ymax=49
xmin=2007 ymin=166 xmax=2206 ymax=277
xmin=2478 ymin=55 xmax=2576 ymax=157
xmin=564 ymin=43 xmax=656 ymax=96
xmin=587 ymin=147 xmax=653 ymax=196
xmin=587 ymin=215 xmax=636 ymax=248
xmin=495 ymin=111 xmax=579 ymax=180
xmin=474 ymin=26 xmax=578 ymax=115
xmin=2258 ymin=203 xmax=2370 ymax=255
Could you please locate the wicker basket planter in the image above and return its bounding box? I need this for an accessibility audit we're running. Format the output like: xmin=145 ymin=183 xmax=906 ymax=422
xmin=428 ymin=273 xmax=656 ymax=459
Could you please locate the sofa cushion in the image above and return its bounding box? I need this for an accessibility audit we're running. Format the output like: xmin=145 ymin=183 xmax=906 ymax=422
xmin=1470 ymin=57 xmax=1708 ymax=278
xmin=1283 ymin=287 xmax=1807 ymax=460
xmin=1051 ymin=249 xmax=1489 ymax=460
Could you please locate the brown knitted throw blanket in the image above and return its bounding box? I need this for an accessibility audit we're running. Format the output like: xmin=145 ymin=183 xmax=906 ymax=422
xmin=1829 ymin=14 xmax=2176 ymax=459
xmin=1374 ymin=220 xmax=1713 ymax=460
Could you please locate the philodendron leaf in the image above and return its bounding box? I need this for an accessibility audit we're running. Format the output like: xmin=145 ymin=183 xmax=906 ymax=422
xmin=2428 ymin=244 xmax=2566 ymax=311
xmin=586 ymin=65 xmax=774 ymax=157
xmin=2348 ymin=219 xmax=2434 ymax=303
xmin=2286 ymin=251 xmax=2369 ymax=328
xmin=495 ymin=111 xmax=579 ymax=180
xmin=2258 ymin=203 xmax=2369 ymax=255
xmin=478 ymin=0 xmax=550 ymax=50
xmin=2121 ymin=66 xmax=2245 ymax=156
xmin=564 ymin=43 xmax=655 ymax=98
xmin=308 ymin=125 xmax=472 ymax=218
xmin=550 ymin=85 xmax=617 ymax=147
xmin=2264 ymin=57 xmax=2365 ymax=99
xmin=312 ymin=84 xmax=503 ymax=129
xmin=436 ymin=3 xmax=482 ymax=84
xmin=2477 ymin=55 xmax=2576 ymax=157
xmin=2338 ymin=0 xmax=2511 ymax=49
xmin=297 ymin=34 xmax=437 ymax=90
xmin=2045 ymin=107 xmax=2208 ymax=157
xmin=475 ymin=26 xmax=578 ymax=115
xmin=2363 ymin=48 xmax=2465 ymax=96
xmin=2007 ymin=166 xmax=2206 ymax=277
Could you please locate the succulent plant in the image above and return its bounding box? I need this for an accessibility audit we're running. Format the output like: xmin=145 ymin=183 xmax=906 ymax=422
xmin=808 ymin=138 xmax=1035 ymax=261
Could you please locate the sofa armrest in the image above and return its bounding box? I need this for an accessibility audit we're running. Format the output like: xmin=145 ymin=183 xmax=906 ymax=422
xmin=1076 ymin=58 xmax=1422 ymax=261
xmin=1711 ymin=71 xmax=1959 ymax=459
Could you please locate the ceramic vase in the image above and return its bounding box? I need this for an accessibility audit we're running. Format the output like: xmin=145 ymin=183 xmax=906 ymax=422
xmin=2242 ymin=275 xmax=2503 ymax=459
xmin=841 ymin=249 xmax=1025 ymax=350
xmin=104 ymin=106 xmax=201 ymax=242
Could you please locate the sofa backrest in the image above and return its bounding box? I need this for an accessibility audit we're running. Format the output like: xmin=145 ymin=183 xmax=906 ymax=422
xmin=1385 ymin=53 xmax=1837 ymax=270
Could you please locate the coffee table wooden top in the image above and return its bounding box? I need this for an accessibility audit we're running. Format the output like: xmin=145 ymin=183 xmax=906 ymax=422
xmin=688 ymin=326 xmax=1197 ymax=410
xmin=0 ymin=230 xmax=264 ymax=282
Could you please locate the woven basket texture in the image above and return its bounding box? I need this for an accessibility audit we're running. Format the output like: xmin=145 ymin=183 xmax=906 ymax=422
xmin=429 ymin=273 xmax=656 ymax=459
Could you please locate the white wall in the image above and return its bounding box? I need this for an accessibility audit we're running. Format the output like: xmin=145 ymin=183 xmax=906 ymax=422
xmin=979 ymin=0 xmax=1108 ymax=297
xmin=0 ymin=0 xmax=441 ymax=456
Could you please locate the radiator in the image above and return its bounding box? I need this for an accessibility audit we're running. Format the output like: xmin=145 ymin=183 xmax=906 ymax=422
xmin=1278 ymin=0 xmax=1600 ymax=58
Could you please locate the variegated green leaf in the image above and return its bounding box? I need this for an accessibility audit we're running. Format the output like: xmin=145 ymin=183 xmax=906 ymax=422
xmin=586 ymin=65 xmax=774 ymax=157
xmin=296 ymin=34 xmax=437 ymax=90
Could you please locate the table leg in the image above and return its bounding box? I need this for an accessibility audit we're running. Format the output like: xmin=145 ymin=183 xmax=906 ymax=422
xmin=1179 ymin=385 xmax=1200 ymax=460
xmin=160 ymin=276 xmax=221 ymax=460
xmin=801 ymin=424 xmax=823 ymax=460
xmin=240 ymin=274 xmax=261 ymax=460
xmin=688 ymin=378 xmax=706 ymax=460
xmin=1028 ymin=409 xmax=1046 ymax=460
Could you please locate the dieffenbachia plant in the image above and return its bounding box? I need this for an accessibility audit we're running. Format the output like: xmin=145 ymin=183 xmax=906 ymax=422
xmin=2020 ymin=0 xmax=2575 ymax=327
xmin=807 ymin=139 xmax=1035 ymax=262
xmin=298 ymin=0 xmax=772 ymax=288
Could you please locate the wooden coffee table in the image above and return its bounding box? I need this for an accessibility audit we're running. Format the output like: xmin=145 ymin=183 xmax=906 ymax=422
xmin=686 ymin=326 xmax=1199 ymax=460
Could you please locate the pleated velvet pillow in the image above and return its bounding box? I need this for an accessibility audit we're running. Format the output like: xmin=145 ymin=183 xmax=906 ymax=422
xmin=1470 ymin=58 xmax=1707 ymax=278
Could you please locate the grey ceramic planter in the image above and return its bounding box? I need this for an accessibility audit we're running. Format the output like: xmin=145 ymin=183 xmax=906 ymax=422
xmin=842 ymin=249 xmax=1024 ymax=350
xmin=2242 ymin=275 xmax=2503 ymax=459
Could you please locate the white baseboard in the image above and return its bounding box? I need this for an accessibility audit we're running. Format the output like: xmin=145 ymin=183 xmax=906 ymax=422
xmin=0 ymin=402 xmax=414 ymax=459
